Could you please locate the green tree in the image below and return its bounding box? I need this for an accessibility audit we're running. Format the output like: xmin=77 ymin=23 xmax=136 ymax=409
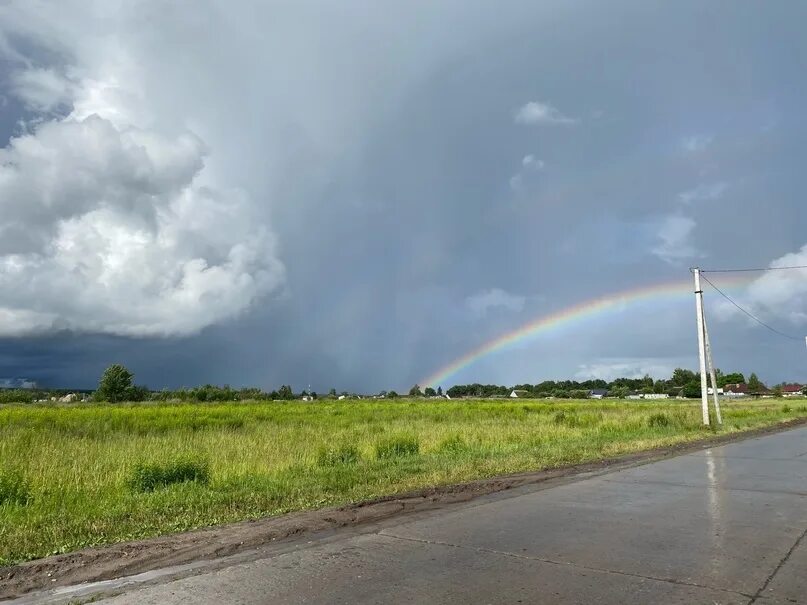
xmin=672 ymin=368 xmax=697 ymax=386
xmin=748 ymin=373 xmax=764 ymax=392
xmin=387 ymin=390 xmax=399 ymax=399
xmin=610 ymin=386 xmax=629 ymax=399
xmin=125 ymin=385 xmax=150 ymax=402
xmin=424 ymin=387 xmax=437 ymax=397
xmin=682 ymin=381 xmax=701 ymax=399
xmin=96 ymin=364 xmax=134 ymax=402
xmin=328 ymin=388 xmax=337 ymax=398
xmin=437 ymin=386 xmax=443 ymax=396
xmin=718 ymin=372 xmax=745 ymax=387
xmin=408 ymin=384 xmax=423 ymax=397
xmin=277 ymin=385 xmax=294 ymax=400
xmin=0 ymin=389 xmax=35 ymax=404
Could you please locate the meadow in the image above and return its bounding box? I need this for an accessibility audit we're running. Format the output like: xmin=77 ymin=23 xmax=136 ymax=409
xmin=0 ymin=398 xmax=805 ymax=566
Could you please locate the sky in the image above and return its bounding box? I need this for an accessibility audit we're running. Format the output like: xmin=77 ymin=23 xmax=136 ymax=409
xmin=1 ymin=0 xmax=807 ymax=392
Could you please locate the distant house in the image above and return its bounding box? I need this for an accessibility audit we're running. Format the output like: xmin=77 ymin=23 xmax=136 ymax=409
xmin=589 ymin=389 xmax=608 ymax=399
xmin=781 ymin=384 xmax=804 ymax=397
xmin=723 ymin=383 xmax=749 ymax=397
xmin=625 ymin=392 xmax=668 ymax=400
xmin=707 ymin=387 xmax=724 ymax=396
xmin=509 ymin=389 xmax=530 ymax=398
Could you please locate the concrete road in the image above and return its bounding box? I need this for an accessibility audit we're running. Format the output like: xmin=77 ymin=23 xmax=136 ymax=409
xmin=65 ymin=427 xmax=807 ymax=603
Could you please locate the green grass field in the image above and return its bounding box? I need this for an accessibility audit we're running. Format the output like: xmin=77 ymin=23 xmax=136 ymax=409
xmin=0 ymin=398 xmax=805 ymax=566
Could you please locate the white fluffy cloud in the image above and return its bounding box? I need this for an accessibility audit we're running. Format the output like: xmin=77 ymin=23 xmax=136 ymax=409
xmin=651 ymin=215 xmax=701 ymax=265
xmin=521 ymin=154 xmax=544 ymax=169
xmin=713 ymin=245 xmax=807 ymax=328
xmin=514 ymin=101 xmax=577 ymax=125
xmin=465 ymin=288 xmax=525 ymax=318
xmin=0 ymin=114 xmax=283 ymax=336
xmin=510 ymin=154 xmax=544 ymax=190
xmin=0 ymin=5 xmax=286 ymax=337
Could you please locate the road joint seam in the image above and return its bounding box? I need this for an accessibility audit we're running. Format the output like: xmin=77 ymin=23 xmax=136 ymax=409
xmin=749 ymin=525 xmax=807 ymax=604
xmin=379 ymin=532 xmax=753 ymax=599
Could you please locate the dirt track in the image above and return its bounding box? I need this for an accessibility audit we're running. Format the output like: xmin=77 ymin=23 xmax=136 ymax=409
xmin=2 ymin=417 xmax=806 ymax=600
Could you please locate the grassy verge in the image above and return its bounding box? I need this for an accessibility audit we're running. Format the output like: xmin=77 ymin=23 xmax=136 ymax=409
xmin=0 ymin=398 xmax=805 ymax=566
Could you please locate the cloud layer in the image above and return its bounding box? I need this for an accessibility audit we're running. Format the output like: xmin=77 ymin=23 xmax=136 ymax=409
xmin=0 ymin=5 xmax=285 ymax=336
xmin=0 ymin=113 xmax=282 ymax=336
xmin=1 ymin=1 xmax=806 ymax=390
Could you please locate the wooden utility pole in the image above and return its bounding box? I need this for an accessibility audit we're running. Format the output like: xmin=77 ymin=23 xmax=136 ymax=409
xmin=703 ymin=314 xmax=722 ymax=425
xmin=693 ymin=268 xmax=710 ymax=426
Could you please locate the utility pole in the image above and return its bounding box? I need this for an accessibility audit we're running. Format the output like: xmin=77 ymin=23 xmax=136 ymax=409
xmin=692 ymin=268 xmax=710 ymax=425
xmin=702 ymin=314 xmax=722 ymax=425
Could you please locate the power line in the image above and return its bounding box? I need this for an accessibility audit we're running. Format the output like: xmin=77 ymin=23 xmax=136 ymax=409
xmin=700 ymin=264 xmax=807 ymax=274
xmin=699 ymin=273 xmax=803 ymax=342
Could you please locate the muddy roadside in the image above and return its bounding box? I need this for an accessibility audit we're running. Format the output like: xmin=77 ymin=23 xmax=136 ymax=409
xmin=2 ymin=418 xmax=806 ymax=600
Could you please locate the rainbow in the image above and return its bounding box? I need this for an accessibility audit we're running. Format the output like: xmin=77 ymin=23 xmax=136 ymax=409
xmin=421 ymin=274 xmax=754 ymax=388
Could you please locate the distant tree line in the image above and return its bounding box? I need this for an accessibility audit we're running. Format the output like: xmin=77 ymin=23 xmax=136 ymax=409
xmin=0 ymin=389 xmax=51 ymax=404
xmin=91 ymin=365 xmax=359 ymax=402
xmin=2 ymin=364 xmax=800 ymax=405
xmin=435 ymin=369 xmax=775 ymax=400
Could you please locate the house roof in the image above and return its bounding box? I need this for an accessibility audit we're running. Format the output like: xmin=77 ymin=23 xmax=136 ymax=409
xmin=781 ymin=384 xmax=803 ymax=393
xmin=589 ymin=389 xmax=608 ymax=395
xmin=724 ymin=382 xmax=749 ymax=393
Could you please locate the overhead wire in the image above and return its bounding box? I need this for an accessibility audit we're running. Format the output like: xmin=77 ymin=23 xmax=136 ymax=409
xmin=698 ymin=272 xmax=803 ymax=342
xmin=700 ymin=264 xmax=807 ymax=274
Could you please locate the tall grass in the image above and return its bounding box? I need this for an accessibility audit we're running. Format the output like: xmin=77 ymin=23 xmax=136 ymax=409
xmin=128 ymin=458 xmax=210 ymax=492
xmin=0 ymin=470 xmax=30 ymax=506
xmin=0 ymin=398 xmax=803 ymax=566
xmin=375 ymin=435 xmax=420 ymax=459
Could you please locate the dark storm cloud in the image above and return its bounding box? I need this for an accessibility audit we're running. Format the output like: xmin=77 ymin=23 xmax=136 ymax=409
xmin=1 ymin=1 xmax=807 ymax=390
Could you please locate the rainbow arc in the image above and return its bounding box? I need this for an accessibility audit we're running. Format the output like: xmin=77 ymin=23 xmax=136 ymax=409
xmin=421 ymin=274 xmax=754 ymax=387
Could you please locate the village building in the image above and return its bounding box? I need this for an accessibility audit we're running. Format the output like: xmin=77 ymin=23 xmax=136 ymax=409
xmin=781 ymin=384 xmax=804 ymax=397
